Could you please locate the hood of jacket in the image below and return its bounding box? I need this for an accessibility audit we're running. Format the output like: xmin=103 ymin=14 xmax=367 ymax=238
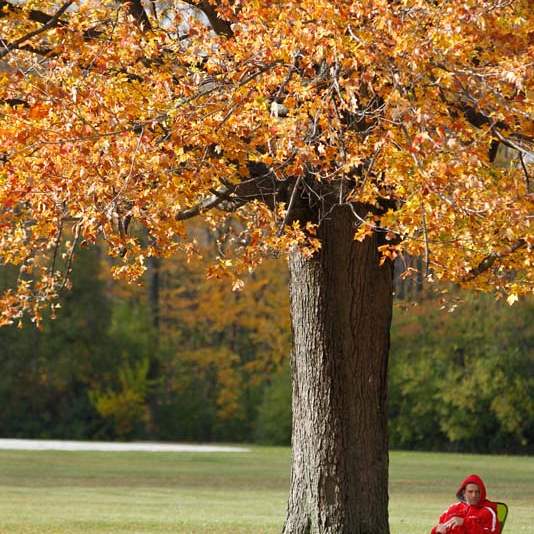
xmin=456 ymin=474 xmax=488 ymax=506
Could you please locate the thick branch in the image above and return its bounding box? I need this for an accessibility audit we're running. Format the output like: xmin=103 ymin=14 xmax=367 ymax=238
xmin=464 ymin=239 xmax=527 ymax=282
xmin=462 ymin=105 xmax=507 ymax=130
xmin=175 ymin=186 xmax=234 ymax=220
xmin=0 ymin=1 xmax=74 ymax=60
xmin=120 ymin=0 xmax=151 ymax=30
xmin=182 ymin=0 xmax=234 ymax=37
xmin=493 ymin=128 xmax=534 ymax=158
xmin=174 ymin=160 xmax=292 ymax=221
xmin=0 ymin=1 xmax=68 ymax=26
xmin=0 ymin=98 xmax=29 ymax=107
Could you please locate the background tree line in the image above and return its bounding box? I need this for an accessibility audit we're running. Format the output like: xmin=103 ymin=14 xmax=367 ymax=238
xmin=1 ymin=240 xmax=532 ymax=453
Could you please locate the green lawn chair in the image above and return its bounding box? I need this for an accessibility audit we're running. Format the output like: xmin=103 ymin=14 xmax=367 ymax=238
xmin=495 ymin=502 xmax=508 ymax=532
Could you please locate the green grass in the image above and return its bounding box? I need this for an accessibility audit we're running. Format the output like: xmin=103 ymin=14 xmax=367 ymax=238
xmin=0 ymin=447 xmax=533 ymax=533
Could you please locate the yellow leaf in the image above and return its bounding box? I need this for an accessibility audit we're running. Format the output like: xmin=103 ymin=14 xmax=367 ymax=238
xmin=506 ymin=294 xmax=518 ymax=306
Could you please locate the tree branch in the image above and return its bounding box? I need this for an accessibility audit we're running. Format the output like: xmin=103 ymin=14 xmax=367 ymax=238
xmin=0 ymin=98 xmax=29 ymax=108
xmin=463 ymin=239 xmax=527 ymax=282
xmin=493 ymin=128 xmax=534 ymax=158
xmin=181 ymin=0 xmax=234 ymax=37
xmin=0 ymin=1 xmax=68 ymax=26
xmin=277 ymin=176 xmax=302 ymax=236
xmin=120 ymin=0 xmax=151 ymax=31
xmin=174 ymin=159 xmax=290 ymax=222
xmin=0 ymin=1 xmax=74 ymax=60
xmin=175 ymin=186 xmax=234 ymax=221
xmin=519 ymin=152 xmax=531 ymax=193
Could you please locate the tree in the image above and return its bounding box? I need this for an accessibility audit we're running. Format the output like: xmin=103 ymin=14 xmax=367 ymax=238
xmin=0 ymin=1 xmax=532 ymax=532
xmin=156 ymin=241 xmax=291 ymax=439
xmin=0 ymin=245 xmax=113 ymax=439
xmin=389 ymin=291 xmax=534 ymax=453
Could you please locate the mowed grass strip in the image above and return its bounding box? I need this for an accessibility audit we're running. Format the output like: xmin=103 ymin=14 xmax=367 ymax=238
xmin=0 ymin=448 xmax=288 ymax=534
xmin=0 ymin=447 xmax=533 ymax=533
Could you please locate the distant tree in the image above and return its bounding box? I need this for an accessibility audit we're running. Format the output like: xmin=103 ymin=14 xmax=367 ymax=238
xmin=389 ymin=293 xmax=534 ymax=453
xmin=0 ymin=246 xmax=112 ymax=438
xmin=0 ymin=2 xmax=532 ymax=532
xmin=255 ymin=361 xmax=292 ymax=446
xmin=144 ymin=222 xmax=288 ymax=439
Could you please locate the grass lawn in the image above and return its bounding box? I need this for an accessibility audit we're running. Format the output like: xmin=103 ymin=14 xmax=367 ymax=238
xmin=0 ymin=446 xmax=532 ymax=533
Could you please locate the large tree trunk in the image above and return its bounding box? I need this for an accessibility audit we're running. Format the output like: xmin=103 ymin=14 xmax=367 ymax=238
xmin=284 ymin=205 xmax=393 ymax=534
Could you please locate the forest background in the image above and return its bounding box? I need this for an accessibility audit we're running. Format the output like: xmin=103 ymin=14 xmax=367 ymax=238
xmin=1 ymin=232 xmax=532 ymax=454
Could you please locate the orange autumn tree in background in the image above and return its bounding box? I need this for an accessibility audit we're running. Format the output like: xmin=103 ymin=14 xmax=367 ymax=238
xmin=156 ymin=240 xmax=291 ymax=425
xmin=0 ymin=1 xmax=532 ymax=532
xmin=92 ymin=239 xmax=291 ymax=440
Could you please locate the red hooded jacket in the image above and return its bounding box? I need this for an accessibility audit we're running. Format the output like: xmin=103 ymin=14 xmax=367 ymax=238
xmin=430 ymin=474 xmax=500 ymax=534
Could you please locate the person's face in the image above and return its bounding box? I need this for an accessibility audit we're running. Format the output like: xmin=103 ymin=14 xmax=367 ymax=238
xmin=464 ymin=483 xmax=481 ymax=505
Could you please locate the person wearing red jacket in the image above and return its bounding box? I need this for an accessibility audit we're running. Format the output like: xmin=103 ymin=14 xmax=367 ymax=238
xmin=430 ymin=474 xmax=500 ymax=534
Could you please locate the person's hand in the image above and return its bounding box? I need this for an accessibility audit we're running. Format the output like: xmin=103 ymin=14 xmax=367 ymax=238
xmin=443 ymin=516 xmax=464 ymax=529
xmin=436 ymin=517 xmax=464 ymax=533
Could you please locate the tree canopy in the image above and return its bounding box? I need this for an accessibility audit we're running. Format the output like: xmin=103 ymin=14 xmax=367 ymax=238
xmin=0 ymin=0 xmax=532 ymax=323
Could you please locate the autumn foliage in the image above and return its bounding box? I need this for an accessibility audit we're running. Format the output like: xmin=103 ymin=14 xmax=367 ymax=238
xmin=0 ymin=1 xmax=532 ymax=324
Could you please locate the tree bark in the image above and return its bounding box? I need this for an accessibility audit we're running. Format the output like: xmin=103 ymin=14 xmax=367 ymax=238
xmin=284 ymin=205 xmax=393 ymax=534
